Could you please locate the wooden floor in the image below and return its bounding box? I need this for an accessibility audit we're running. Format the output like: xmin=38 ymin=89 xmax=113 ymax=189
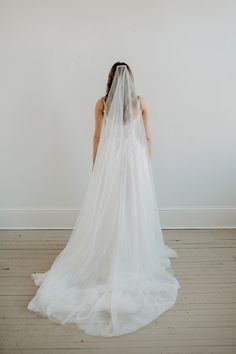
xmin=0 ymin=229 xmax=236 ymax=354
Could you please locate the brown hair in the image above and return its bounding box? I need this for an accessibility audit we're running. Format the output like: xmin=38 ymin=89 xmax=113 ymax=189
xmin=104 ymin=62 xmax=134 ymax=103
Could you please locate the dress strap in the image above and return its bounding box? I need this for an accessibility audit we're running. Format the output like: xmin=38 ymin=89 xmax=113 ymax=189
xmin=138 ymin=95 xmax=141 ymax=109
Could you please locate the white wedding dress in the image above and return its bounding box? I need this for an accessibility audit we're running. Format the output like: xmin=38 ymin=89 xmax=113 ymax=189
xmin=27 ymin=66 xmax=181 ymax=337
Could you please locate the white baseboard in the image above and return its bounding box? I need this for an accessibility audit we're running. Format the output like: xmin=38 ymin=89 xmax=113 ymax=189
xmin=159 ymin=207 xmax=236 ymax=229
xmin=0 ymin=209 xmax=78 ymax=230
xmin=0 ymin=207 xmax=236 ymax=229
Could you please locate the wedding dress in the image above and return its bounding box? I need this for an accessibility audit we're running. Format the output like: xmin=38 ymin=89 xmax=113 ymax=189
xmin=27 ymin=65 xmax=181 ymax=337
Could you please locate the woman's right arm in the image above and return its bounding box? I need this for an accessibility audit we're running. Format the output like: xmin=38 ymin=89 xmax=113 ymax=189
xmin=139 ymin=96 xmax=152 ymax=158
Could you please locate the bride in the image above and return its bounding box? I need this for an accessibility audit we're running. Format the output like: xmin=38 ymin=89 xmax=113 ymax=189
xmin=27 ymin=62 xmax=181 ymax=337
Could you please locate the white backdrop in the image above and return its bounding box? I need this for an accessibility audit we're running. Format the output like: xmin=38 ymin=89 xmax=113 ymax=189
xmin=0 ymin=0 xmax=235 ymax=228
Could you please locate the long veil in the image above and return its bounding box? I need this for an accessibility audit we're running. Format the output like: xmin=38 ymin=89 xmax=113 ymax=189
xmin=27 ymin=65 xmax=181 ymax=337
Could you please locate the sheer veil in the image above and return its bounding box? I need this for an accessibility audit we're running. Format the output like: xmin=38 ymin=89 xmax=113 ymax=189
xmin=92 ymin=64 xmax=150 ymax=177
xmin=104 ymin=64 xmax=140 ymax=125
xmin=27 ymin=64 xmax=181 ymax=337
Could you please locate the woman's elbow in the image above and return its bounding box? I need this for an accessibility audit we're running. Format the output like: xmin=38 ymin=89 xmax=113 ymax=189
xmin=93 ymin=134 xmax=100 ymax=143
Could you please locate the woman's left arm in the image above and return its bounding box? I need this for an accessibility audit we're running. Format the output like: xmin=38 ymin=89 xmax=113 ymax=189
xmin=92 ymin=98 xmax=104 ymax=169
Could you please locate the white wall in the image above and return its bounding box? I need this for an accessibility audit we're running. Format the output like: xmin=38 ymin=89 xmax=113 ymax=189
xmin=0 ymin=0 xmax=235 ymax=228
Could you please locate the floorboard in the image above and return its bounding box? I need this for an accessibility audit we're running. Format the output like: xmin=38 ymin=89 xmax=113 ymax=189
xmin=0 ymin=229 xmax=236 ymax=354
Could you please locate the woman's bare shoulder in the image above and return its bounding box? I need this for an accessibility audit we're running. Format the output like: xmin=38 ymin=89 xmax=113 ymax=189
xmin=95 ymin=96 xmax=105 ymax=106
xmin=138 ymin=95 xmax=148 ymax=113
xmin=95 ymin=96 xmax=105 ymax=114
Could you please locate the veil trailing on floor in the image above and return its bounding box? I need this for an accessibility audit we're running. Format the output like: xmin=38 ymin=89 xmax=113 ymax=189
xmin=27 ymin=65 xmax=181 ymax=337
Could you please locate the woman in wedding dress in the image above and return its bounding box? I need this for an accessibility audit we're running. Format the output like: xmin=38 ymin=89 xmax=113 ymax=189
xmin=27 ymin=62 xmax=181 ymax=337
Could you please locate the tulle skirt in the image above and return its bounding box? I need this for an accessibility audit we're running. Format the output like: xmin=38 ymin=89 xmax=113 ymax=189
xmin=27 ymin=129 xmax=181 ymax=337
